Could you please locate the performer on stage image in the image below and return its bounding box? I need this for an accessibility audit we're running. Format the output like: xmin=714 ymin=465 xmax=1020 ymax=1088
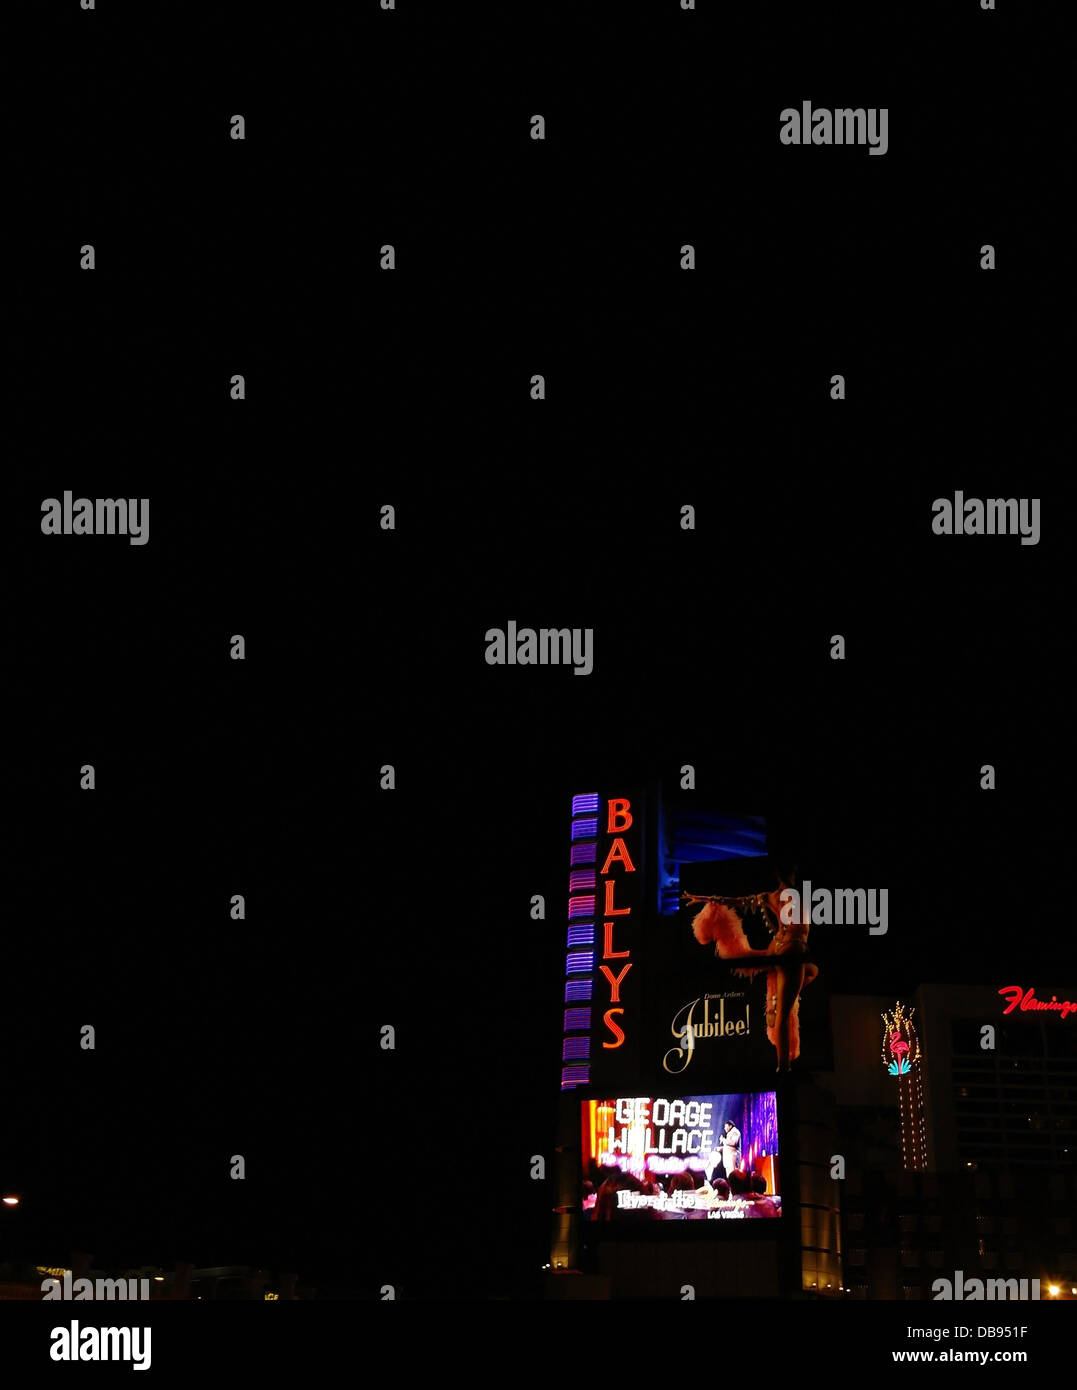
xmin=719 ymin=1119 xmax=742 ymax=1176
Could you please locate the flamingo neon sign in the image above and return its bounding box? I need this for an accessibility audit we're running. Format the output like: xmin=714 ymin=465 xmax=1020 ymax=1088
xmin=880 ymin=1001 xmax=921 ymax=1076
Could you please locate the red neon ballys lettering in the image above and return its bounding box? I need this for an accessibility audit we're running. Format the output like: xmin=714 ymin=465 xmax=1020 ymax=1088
xmin=601 ymin=797 xmax=636 ymax=1048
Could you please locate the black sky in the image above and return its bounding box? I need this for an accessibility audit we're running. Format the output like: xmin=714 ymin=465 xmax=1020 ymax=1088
xmin=4 ymin=0 xmax=1069 ymax=1299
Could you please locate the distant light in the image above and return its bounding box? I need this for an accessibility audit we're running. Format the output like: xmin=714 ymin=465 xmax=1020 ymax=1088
xmin=2 ymin=1196 xmax=19 ymax=1206
xmin=153 ymin=1276 xmax=164 ymax=1282
xmin=1049 ymin=1285 xmax=1060 ymax=1297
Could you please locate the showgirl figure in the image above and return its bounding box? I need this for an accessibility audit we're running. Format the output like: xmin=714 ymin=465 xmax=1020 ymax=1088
xmin=683 ymin=874 xmax=819 ymax=1072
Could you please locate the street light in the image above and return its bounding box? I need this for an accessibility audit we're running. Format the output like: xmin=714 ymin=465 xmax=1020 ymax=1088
xmin=2 ymin=1196 xmax=19 ymax=1207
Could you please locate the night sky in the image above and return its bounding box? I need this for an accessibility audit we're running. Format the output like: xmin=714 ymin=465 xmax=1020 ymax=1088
xmin=5 ymin=0 xmax=1068 ymax=1311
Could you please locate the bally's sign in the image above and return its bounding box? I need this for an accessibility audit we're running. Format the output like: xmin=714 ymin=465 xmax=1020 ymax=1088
xmin=562 ymin=791 xmax=645 ymax=1090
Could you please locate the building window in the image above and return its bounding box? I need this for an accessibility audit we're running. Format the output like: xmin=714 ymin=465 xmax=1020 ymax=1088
xmin=901 ymin=1251 xmax=920 ymax=1267
xmin=927 ymin=1250 xmax=944 ymax=1268
xmin=902 ymin=1285 xmax=922 ymax=1300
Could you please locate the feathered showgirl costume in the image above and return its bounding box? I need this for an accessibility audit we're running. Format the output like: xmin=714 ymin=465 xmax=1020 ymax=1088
xmin=691 ymin=902 xmax=760 ymax=972
xmin=691 ymin=899 xmax=812 ymax=1062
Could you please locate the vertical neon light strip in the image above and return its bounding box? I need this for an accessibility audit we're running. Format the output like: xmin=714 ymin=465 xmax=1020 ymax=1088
xmin=562 ymin=794 xmax=599 ymax=1089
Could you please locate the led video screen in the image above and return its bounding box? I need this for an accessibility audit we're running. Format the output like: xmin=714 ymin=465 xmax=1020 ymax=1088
xmin=581 ymin=1092 xmax=781 ymax=1221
